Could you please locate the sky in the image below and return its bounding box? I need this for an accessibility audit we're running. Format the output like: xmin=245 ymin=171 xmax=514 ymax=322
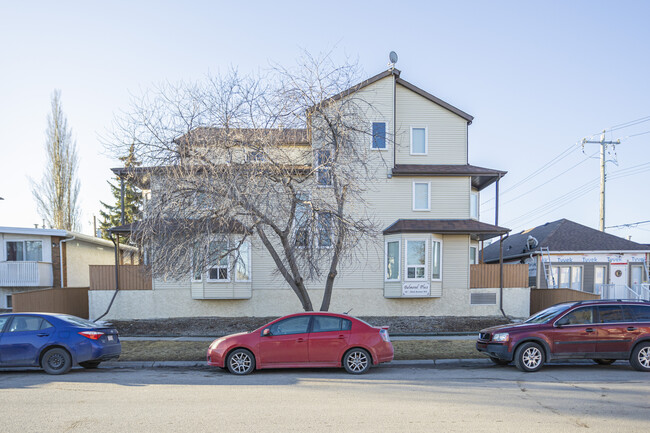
xmin=1 ymin=1 xmax=649 ymax=243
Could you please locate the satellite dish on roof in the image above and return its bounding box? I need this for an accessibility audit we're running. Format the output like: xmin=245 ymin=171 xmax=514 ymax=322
xmin=389 ymin=51 xmax=398 ymax=64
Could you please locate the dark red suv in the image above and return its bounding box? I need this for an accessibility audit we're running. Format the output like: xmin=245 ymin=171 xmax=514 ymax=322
xmin=476 ymin=300 xmax=650 ymax=372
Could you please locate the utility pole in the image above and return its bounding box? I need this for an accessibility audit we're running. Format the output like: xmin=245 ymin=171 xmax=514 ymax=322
xmin=582 ymin=131 xmax=620 ymax=231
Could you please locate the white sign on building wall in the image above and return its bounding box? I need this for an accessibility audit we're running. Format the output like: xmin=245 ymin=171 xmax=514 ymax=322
xmin=402 ymin=282 xmax=430 ymax=297
xmin=541 ymin=253 xmax=647 ymax=264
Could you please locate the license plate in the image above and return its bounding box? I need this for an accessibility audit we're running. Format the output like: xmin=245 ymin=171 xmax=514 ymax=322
xmin=107 ymin=335 xmax=115 ymax=342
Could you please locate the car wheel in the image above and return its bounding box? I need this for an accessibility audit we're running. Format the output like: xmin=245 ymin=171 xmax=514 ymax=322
xmin=226 ymin=349 xmax=255 ymax=375
xmin=630 ymin=342 xmax=650 ymax=372
xmin=489 ymin=356 xmax=510 ymax=366
xmin=343 ymin=348 xmax=371 ymax=374
xmin=592 ymin=359 xmax=616 ymax=366
xmin=41 ymin=348 xmax=72 ymax=375
xmin=514 ymin=342 xmax=545 ymax=372
xmin=79 ymin=361 xmax=101 ymax=369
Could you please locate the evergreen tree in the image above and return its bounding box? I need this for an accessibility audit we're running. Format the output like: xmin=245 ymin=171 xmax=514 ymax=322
xmin=98 ymin=143 xmax=142 ymax=240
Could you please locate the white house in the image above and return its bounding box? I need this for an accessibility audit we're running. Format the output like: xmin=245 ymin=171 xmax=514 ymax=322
xmin=89 ymin=68 xmax=530 ymax=320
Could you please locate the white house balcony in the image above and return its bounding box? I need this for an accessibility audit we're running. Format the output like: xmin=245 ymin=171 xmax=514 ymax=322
xmin=0 ymin=262 xmax=53 ymax=287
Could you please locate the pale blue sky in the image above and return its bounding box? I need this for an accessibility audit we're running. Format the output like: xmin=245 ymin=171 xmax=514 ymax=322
xmin=1 ymin=1 xmax=649 ymax=242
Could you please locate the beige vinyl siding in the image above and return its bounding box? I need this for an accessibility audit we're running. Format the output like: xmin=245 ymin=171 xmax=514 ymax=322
xmin=442 ymin=235 xmax=469 ymax=289
xmin=395 ymin=84 xmax=467 ymax=165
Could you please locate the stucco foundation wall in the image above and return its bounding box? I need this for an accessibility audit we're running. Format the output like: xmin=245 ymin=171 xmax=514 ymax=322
xmin=88 ymin=286 xmax=531 ymax=320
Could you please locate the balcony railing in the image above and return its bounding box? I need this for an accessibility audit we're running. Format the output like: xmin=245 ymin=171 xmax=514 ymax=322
xmin=0 ymin=262 xmax=53 ymax=287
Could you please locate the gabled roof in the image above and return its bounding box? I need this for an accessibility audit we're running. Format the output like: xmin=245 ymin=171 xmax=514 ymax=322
xmin=316 ymin=69 xmax=474 ymax=123
xmin=392 ymin=164 xmax=507 ymax=190
xmin=383 ymin=219 xmax=509 ymax=241
xmin=481 ymin=219 xmax=650 ymax=263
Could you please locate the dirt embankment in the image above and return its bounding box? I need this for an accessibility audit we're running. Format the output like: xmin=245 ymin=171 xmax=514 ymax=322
xmin=112 ymin=316 xmax=510 ymax=337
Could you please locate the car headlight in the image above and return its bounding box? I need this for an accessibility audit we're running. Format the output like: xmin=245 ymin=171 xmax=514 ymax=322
xmin=492 ymin=332 xmax=510 ymax=342
xmin=209 ymin=338 xmax=224 ymax=350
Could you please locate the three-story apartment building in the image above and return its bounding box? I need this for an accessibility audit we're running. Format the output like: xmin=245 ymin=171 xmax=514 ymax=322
xmin=89 ymin=69 xmax=530 ymax=319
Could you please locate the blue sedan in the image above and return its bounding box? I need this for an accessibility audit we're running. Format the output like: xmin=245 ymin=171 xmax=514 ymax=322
xmin=0 ymin=313 xmax=121 ymax=374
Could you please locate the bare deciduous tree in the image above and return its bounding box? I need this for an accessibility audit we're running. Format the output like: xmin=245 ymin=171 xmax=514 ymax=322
xmin=33 ymin=90 xmax=81 ymax=231
xmin=109 ymin=53 xmax=387 ymax=311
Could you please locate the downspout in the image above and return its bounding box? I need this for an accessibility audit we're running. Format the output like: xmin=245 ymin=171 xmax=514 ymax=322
xmin=499 ymin=232 xmax=510 ymax=319
xmin=494 ymin=173 xmax=508 ymax=318
xmin=392 ymin=70 xmax=397 ymax=169
xmin=94 ymin=232 xmax=120 ymax=321
xmin=58 ymin=236 xmax=75 ymax=288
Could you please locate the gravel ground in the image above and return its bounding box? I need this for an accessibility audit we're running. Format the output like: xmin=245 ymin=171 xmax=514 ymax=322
xmin=112 ymin=315 xmax=510 ymax=337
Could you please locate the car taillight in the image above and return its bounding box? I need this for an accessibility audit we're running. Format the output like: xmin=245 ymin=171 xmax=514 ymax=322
xmin=79 ymin=331 xmax=104 ymax=340
xmin=380 ymin=329 xmax=390 ymax=342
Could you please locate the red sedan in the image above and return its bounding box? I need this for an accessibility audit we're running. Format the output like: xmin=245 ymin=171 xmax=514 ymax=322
xmin=207 ymin=312 xmax=393 ymax=375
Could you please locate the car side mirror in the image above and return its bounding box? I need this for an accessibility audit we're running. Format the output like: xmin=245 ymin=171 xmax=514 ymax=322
xmin=262 ymin=328 xmax=271 ymax=337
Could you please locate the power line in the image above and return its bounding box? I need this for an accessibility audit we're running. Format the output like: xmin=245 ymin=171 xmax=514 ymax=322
xmin=481 ymin=143 xmax=580 ymax=205
xmin=502 ymin=163 xmax=650 ymax=229
xmin=606 ymin=220 xmax=650 ymax=230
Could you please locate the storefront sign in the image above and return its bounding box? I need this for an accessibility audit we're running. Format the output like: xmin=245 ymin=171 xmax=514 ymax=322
xmin=541 ymin=253 xmax=647 ymax=264
xmin=402 ymin=282 xmax=430 ymax=296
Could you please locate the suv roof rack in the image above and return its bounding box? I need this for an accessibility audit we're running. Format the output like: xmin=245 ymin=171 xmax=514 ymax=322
xmin=573 ymin=298 xmax=650 ymax=305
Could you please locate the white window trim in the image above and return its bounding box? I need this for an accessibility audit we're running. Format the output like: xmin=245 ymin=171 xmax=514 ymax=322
xmin=410 ymin=126 xmax=428 ymax=155
xmin=5 ymin=239 xmax=44 ymax=262
xmin=234 ymin=241 xmax=252 ymax=282
xmin=384 ymin=239 xmax=401 ymax=282
xmin=207 ymin=239 xmax=230 ymax=283
xmin=371 ymin=121 xmax=388 ymax=151
xmin=470 ymin=191 xmax=479 ymax=220
xmin=315 ymin=149 xmax=333 ymax=188
xmin=294 ymin=192 xmax=312 ymax=248
xmin=431 ymin=237 xmax=443 ymax=281
xmin=469 ymin=245 xmax=478 ymax=266
xmin=412 ymin=181 xmax=431 ymax=211
xmin=317 ymin=212 xmax=334 ymax=249
xmin=405 ymin=239 xmax=428 ymax=282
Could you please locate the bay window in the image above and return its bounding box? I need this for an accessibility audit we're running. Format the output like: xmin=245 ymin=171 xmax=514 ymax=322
xmin=432 ymin=239 xmax=442 ymax=280
xmin=208 ymin=240 xmax=229 ymax=281
xmin=385 ymin=240 xmax=400 ymax=281
xmin=235 ymin=241 xmax=251 ymax=281
xmin=406 ymin=240 xmax=427 ymax=280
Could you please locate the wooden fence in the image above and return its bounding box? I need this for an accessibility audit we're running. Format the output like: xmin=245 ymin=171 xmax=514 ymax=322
xmin=470 ymin=264 xmax=528 ymax=288
xmin=89 ymin=265 xmax=152 ymax=291
xmin=12 ymin=287 xmax=89 ymax=319
xmin=530 ymin=288 xmax=600 ymax=315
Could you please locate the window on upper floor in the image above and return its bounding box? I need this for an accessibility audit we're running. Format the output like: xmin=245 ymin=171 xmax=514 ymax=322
xmin=6 ymin=240 xmax=43 ymax=262
xmin=372 ymin=122 xmax=386 ymax=150
xmin=470 ymin=191 xmax=479 ymax=219
xmin=294 ymin=192 xmax=311 ymax=247
xmin=385 ymin=240 xmax=400 ymax=281
xmin=470 ymin=246 xmax=478 ymax=265
xmin=317 ymin=212 xmax=333 ymax=248
xmin=406 ymin=240 xmax=427 ymax=280
xmin=410 ymin=127 xmax=427 ymax=155
xmin=412 ymin=182 xmax=430 ymax=211
xmin=315 ymin=149 xmax=332 ymax=186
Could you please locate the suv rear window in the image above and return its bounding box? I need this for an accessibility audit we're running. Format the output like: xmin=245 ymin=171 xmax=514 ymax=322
xmin=628 ymin=305 xmax=650 ymax=322
xmin=597 ymin=305 xmax=633 ymax=323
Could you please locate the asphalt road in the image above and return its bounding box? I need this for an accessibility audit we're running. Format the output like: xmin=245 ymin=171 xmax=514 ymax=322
xmin=1 ymin=361 xmax=649 ymax=433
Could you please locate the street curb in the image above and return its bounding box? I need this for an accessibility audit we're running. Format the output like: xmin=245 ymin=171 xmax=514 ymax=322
xmin=101 ymin=358 xmax=492 ymax=370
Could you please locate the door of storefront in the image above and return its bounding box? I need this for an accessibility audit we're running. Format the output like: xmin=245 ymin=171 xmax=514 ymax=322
xmin=609 ymin=263 xmax=629 ymax=298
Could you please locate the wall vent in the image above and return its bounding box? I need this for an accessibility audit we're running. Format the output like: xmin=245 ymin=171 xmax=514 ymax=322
xmin=470 ymin=292 xmax=497 ymax=305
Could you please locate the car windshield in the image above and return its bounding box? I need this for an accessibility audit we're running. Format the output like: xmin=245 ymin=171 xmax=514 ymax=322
xmin=57 ymin=315 xmax=100 ymax=328
xmin=524 ymin=303 xmax=574 ymax=324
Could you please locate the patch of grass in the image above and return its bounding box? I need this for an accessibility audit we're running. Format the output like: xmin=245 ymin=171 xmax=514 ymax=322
xmin=393 ymin=340 xmax=481 ymax=360
xmin=119 ymin=339 xmax=484 ymax=362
